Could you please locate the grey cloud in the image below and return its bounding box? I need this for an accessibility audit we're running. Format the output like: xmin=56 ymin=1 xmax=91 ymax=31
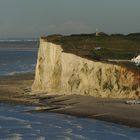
xmin=47 ymin=21 xmax=92 ymax=35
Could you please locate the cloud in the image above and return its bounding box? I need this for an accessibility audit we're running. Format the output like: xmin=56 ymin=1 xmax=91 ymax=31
xmin=46 ymin=20 xmax=92 ymax=35
xmin=0 ymin=24 xmax=46 ymax=38
xmin=0 ymin=21 xmax=92 ymax=37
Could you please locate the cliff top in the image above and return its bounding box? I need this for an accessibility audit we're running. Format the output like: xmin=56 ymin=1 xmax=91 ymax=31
xmin=41 ymin=33 xmax=140 ymax=52
xmin=41 ymin=33 xmax=140 ymax=72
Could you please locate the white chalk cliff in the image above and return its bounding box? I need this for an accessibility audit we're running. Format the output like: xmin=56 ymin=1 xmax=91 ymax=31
xmin=32 ymin=38 xmax=140 ymax=99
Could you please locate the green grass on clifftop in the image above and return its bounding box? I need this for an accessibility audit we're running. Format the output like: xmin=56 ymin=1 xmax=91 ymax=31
xmin=44 ymin=33 xmax=140 ymax=61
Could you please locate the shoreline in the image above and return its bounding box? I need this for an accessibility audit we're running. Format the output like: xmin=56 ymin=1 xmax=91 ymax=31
xmin=0 ymin=73 xmax=140 ymax=128
xmin=39 ymin=94 xmax=140 ymax=128
xmin=0 ymin=73 xmax=42 ymax=106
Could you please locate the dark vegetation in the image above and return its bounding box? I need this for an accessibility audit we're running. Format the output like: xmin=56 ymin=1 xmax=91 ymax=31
xmin=42 ymin=33 xmax=140 ymax=71
xmin=42 ymin=33 xmax=140 ymax=61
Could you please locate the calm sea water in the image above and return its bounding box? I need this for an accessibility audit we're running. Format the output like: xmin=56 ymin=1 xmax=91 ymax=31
xmin=0 ymin=103 xmax=140 ymax=140
xmin=0 ymin=41 xmax=38 ymax=75
xmin=0 ymin=41 xmax=140 ymax=140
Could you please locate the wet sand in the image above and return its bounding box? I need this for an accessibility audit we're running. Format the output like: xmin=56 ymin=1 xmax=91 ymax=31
xmin=0 ymin=73 xmax=40 ymax=105
xmin=0 ymin=73 xmax=140 ymax=128
xmin=43 ymin=95 xmax=140 ymax=128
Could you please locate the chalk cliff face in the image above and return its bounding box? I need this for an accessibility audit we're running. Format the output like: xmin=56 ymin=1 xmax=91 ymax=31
xmin=32 ymin=38 xmax=140 ymax=99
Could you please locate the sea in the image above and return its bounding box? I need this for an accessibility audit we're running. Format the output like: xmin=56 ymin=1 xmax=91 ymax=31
xmin=0 ymin=40 xmax=140 ymax=140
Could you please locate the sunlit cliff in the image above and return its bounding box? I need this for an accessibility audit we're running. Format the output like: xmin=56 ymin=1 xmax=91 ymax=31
xmin=32 ymin=36 xmax=140 ymax=99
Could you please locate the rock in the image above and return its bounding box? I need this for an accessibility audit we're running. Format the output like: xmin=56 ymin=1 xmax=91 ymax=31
xmin=32 ymin=37 xmax=140 ymax=99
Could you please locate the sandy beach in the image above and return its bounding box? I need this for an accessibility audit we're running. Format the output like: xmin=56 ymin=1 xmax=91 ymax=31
xmin=0 ymin=73 xmax=40 ymax=105
xmin=0 ymin=73 xmax=140 ymax=128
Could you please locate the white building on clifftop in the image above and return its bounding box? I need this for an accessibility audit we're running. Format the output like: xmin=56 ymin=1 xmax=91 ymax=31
xmin=131 ymin=55 xmax=140 ymax=66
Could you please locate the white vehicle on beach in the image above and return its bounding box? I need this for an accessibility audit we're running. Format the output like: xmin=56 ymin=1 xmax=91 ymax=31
xmin=131 ymin=55 xmax=140 ymax=66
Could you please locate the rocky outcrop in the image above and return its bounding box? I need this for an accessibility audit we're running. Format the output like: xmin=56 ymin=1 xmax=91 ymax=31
xmin=32 ymin=38 xmax=140 ymax=99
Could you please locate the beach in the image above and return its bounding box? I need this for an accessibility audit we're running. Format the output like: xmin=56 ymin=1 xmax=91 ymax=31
xmin=0 ymin=73 xmax=140 ymax=128
xmin=0 ymin=73 xmax=39 ymax=105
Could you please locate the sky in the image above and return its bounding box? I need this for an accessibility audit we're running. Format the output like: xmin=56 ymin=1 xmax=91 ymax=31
xmin=0 ymin=0 xmax=140 ymax=38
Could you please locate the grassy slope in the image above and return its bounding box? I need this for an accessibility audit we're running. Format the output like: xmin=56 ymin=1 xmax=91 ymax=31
xmin=60 ymin=35 xmax=140 ymax=60
xmin=43 ymin=33 xmax=140 ymax=71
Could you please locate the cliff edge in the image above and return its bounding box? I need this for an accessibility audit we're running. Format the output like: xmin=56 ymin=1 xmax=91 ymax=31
xmin=32 ymin=36 xmax=140 ymax=99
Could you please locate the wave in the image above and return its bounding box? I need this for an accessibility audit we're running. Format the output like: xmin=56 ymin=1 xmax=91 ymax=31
xmin=7 ymin=70 xmax=35 ymax=76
